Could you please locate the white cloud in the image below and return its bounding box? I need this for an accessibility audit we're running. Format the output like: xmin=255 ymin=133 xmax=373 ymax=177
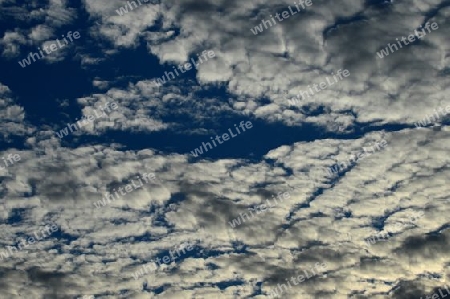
xmin=1 ymin=0 xmax=450 ymax=297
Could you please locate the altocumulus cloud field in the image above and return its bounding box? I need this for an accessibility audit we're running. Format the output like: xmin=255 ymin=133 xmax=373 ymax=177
xmin=0 ymin=0 xmax=449 ymax=298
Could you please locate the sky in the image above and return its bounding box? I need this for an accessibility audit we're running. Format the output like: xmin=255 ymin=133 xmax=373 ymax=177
xmin=0 ymin=0 xmax=449 ymax=298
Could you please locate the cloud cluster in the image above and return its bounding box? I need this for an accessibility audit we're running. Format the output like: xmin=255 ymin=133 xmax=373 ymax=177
xmin=0 ymin=127 xmax=446 ymax=297
xmin=0 ymin=0 xmax=449 ymax=298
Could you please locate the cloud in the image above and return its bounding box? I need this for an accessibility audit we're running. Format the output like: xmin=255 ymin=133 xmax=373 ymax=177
xmin=0 ymin=83 xmax=34 ymax=141
xmin=1 ymin=0 xmax=450 ymax=297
